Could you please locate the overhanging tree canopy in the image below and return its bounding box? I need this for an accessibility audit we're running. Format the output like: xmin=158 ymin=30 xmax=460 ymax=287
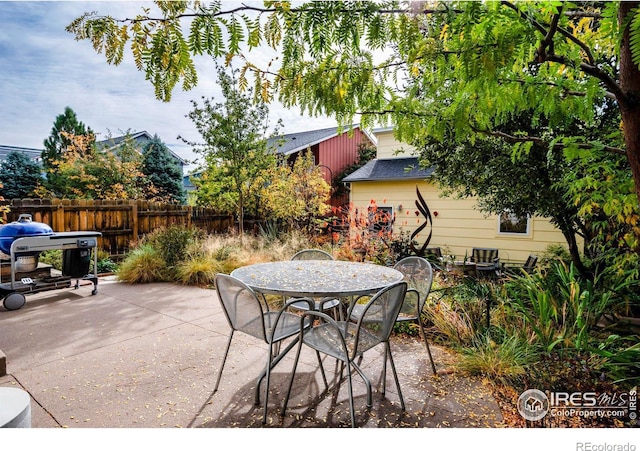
xmin=67 ymin=1 xmax=640 ymax=243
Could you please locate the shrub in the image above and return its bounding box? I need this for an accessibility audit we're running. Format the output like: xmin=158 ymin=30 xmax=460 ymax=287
xmin=540 ymin=243 xmax=571 ymax=268
xmin=505 ymin=261 xmax=620 ymax=353
xmin=39 ymin=249 xmax=62 ymax=270
xmin=456 ymin=333 xmax=536 ymax=384
xmin=175 ymin=255 xmax=221 ymax=286
xmin=117 ymin=244 xmax=167 ymax=283
xmin=424 ymin=297 xmax=475 ymax=346
xmin=142 ymin=225 xmax=205 ymax=268
xmin=97 ymin=258 xmax=118 ymax=274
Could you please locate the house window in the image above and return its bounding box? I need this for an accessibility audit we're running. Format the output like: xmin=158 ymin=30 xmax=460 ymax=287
xmin=369 ymin=206 xmax=393 ymax=233
xmin=498 ymin=211 xmax=530 ymax=235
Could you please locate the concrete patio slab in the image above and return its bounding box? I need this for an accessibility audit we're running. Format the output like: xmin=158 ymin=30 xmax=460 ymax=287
xmin=0 ymin=277 xmax=503 ymax=428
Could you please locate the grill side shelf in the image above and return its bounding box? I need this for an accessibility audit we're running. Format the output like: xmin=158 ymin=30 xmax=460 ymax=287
xmin=0 ymin=277 xmax=73 ymax=295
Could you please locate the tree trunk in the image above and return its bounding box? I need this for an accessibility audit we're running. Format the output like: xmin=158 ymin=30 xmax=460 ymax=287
xmin=557 ymin=214 xmax=589 ymax=277
xmin=619 ymin=3 xmax=640 ymax=226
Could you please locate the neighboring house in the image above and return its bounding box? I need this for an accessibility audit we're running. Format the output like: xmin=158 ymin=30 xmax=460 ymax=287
xmin=268 ymin=125 xmax=374 ymax=208
xmin=0 ymin=145 xmax=42 ymax=163
xmin=183 ymin=174 xmax=197 ymax=192
xmin=343 ymin=127 xmax=576 ymax=264
xmin=96 ymin=131 xmax=186 ymax=176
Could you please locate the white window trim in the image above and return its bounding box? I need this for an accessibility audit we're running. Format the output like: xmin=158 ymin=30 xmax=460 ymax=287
xmin=369 ymin=205 xmax=394 ymax=233
xmin=497 ymin=212 xmax=531 ymax=237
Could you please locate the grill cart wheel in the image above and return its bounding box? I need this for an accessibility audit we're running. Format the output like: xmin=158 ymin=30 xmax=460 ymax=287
xmin=3 ymin=293 xmax=26 ymax=311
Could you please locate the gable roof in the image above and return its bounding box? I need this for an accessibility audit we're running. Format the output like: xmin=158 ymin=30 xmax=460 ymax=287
xmin=0 ymin=145 xmax=42 ymax=162
xmin=267 ymin=125 xmax=374 ymax=156
xmin=96 ymin=131 xmax=186 ymax=165
xmin=342 ymin=157 xmax=435 ymax=182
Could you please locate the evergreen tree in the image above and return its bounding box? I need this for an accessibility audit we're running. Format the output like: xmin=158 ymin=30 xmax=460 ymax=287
xmin=42 ymin=106 xmax=94 ymax=195
xmin=141 ymin=136 xmax=186 ymax=204
xmin=0 ymin=151 xmax=42 ymax=199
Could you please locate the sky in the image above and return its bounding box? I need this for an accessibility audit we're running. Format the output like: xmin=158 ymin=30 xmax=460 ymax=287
xmin=0 ymin=1 xmax=338 ymax=170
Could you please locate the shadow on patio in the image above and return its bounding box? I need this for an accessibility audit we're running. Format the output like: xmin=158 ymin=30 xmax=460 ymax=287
xmin=0 ymin=278 xmax=502 ymax=428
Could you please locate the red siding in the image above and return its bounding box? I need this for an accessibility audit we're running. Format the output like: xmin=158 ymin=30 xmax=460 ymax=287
xmin=315 ymin=128 xmax=372 ymax=209
xmin=285 ymin=128 xmax=372 ymax=210
xmin=318 ymin=129 xmax=367 ymax=183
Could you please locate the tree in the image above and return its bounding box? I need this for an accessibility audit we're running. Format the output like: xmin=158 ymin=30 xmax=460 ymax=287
xmin=67 ymin=1 xmax=640 ymax=248
xmin=141 ymin=136 xmax=186 ymax=204
xmin=42 ymin=106 xmax=94 ymax=195
xmin=0 ymin=151 xmax=42 ymax=199
xmin=261 ymin=150 xmax=331 ymax=232
xmin=182 ymin=64 xmax=278 ymax=234
xmin=47 ymin=132 xmax=155 ymax=200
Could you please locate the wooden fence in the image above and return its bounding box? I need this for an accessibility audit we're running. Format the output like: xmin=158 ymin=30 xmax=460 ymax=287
xmin=1 ymin=199 xmax=233 ymax=257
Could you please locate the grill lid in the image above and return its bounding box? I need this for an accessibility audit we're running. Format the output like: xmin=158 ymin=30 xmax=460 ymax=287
xmin=0 ymin=214 xmax=54 ymax=255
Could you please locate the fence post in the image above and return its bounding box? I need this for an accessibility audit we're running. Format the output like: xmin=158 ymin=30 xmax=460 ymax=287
xmin=52 ymin=199 xmax=64 ymax=232
xmin=131 ymin=200 xmax=138 ymax=242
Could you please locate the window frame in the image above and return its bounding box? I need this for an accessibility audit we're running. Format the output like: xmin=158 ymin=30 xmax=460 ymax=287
xmin=497 ymin=211 xmax=531 ymax=236
xmin=369 ymin=205 xmax=394 ymax=234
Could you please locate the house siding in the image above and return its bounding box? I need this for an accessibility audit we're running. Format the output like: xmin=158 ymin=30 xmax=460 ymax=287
xmin=317 ymin=129 xmax=371 ymax=208
xmin=348 ymin=177 xmax=574 ymax=264
xmin=376 ymin=129 xmax=417 ymax=159
xmin=318 ymin=129 xmax=368 ymax=181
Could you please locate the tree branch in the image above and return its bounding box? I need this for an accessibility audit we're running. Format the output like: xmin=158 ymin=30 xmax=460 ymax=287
xmin=474 ymin=126 xmax=627 ymax=156
xmin=501 ymin=2 xmax=624 ymax=102
xmin=537 ymin=10 xmax=562 ymax=62
xmin=545 ymin=54 xmax=626 ymax=101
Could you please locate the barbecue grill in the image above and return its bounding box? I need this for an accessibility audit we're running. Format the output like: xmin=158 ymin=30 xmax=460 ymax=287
xmin=0 ymin=215 xmax=101 ymax=311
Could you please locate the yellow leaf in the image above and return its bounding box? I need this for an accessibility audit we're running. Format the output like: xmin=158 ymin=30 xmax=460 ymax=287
xmin=439 ymin=24 xmax=449 ymax=40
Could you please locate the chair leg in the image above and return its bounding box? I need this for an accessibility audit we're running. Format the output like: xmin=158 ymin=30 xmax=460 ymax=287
xmin=418 ymin=319 xmax=437 ymax=374
xmin=345 ymin=365 xmax=356 ymax=428
xmin=351 ymin=361 xmax=373 ymax=408
xmin=316 ymin=350 xmax=329 ymax=390
xmin=281 ymin=335 xmax=304 ymax=418
xmin=382 ymin=345 xmax=388 ymax=395
xmin=256 ymin=337 xmax=299 ymax=406
xmin=214 ymin=330 xmax=234 ymax=392
xmin=262 ymin=342 xmax=276 ymax=424
xmin=385 ymin=341 xmax=406 ymax=411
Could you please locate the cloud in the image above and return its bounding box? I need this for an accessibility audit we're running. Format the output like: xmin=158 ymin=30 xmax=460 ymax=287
xmin=0 ymin=1 xmax=337 ymax=165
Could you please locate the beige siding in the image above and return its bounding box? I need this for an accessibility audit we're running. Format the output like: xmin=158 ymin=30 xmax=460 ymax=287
xmin=375 ymin=129 xmax=418 ymax=159
xmin=349 ymin=180 xmax=575 ymax=263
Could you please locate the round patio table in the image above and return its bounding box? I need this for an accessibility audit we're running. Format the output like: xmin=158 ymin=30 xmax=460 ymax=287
xmin=230 ymin=260 xmax=404 ymax=298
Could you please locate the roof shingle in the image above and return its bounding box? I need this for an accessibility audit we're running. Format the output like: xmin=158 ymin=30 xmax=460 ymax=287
xmin=0 ymin=145 xmax=42 ymax=162
xmin=342 ymin=157 xmax=434 ymax=182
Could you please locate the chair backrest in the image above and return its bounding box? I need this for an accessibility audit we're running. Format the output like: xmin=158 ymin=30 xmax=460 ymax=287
xmin=471 ymin=248 xmax=499 ymax=264
xmin=291 ymin=249 xmax=333 ymax=261
xmin=524 ymin=254 xmax=538 ymax=270
xmin=215 ymin=273 xmax=268 ymax=342
xmin=393 ymin=257 xmax=433 ymax=315
xmin=354 ymin=281 xmax=407 ymax=355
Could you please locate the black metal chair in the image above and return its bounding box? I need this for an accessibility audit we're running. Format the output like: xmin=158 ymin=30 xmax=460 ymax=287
xmin=502 ymin=254 xmax=538 ymax=277
xmin=213 ymin=273 xmax=314 ymax=424
xmin=470 ymin=247 xmax=500 ymax=279
xmin=288 ymin=249 xmax=343 ymax=320
xmin=282 ymin=281 xmax=408 ymax=427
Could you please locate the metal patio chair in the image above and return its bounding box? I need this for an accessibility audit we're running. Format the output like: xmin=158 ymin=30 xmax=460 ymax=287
xmin=288 ymin=249 xmax=343 ymax=320
xmin=349 ymin=256 xmax=437 ymax=374
xmin=502 ymin=254 xmax=538 ymax=277
xmin=470 ymin=247 xmax=500 ymax=279
xmin=282 ymin=281 xmax=408 ymax=427
xmin=213 ymin=273 xmax=314 ymax=424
